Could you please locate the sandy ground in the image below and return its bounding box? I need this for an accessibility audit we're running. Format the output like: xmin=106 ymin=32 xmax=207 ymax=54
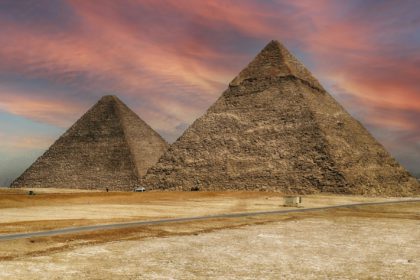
xmin=0 ymin=189 xmax=406 ymax=234
xmin=0 ymin=189 xmax=419 ymax=279
xmin=0 ymin=203 xmax=419 ymax=279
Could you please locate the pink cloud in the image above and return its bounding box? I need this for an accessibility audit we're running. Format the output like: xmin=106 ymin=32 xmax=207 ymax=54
xmin=0 ymin=0 xmax=418 ymax=173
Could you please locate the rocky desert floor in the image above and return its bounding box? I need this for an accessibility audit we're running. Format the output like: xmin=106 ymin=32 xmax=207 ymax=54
xmin=0 ymin=188 xmax=419 ymax=279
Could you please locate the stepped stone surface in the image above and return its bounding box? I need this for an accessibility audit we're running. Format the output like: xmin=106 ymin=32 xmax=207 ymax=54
xmin=142 ymin=40 xmax=419 ymax=196
xmin=11 ymin=95 xmax=168 ymax=190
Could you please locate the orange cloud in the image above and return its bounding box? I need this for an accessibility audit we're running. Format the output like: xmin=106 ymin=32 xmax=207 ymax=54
xmin=0 ymin=132 xmax=54 ymax=150
xmin=0 ymin=89 xmax=84 ymax=127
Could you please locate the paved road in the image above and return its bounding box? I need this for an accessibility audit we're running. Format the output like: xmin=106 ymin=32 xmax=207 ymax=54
xmin=0 ymin=199 xmax=419 ymax=241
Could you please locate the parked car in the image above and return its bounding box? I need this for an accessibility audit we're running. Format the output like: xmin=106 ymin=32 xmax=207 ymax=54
xmin=134 ymin=187 xmax=146 ymax=192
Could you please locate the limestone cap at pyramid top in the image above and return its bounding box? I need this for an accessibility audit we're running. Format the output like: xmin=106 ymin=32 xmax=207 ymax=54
xmin=230 ymin=40 xmax=324 ymax=91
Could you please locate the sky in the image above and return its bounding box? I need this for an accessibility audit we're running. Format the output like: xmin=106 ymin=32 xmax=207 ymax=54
xmin=0 ymin=0 xmax=419 ymax=185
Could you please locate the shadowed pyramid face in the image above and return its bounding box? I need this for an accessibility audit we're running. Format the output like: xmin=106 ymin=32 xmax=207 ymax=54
xmin=11 ymin=95 xmax=168 ymax=190
xmin=142 ymin=40 xmax=419 ymax=196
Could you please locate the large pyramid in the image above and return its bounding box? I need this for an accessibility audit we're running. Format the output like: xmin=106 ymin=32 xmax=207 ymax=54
xmin=142 ymin=40 xmax=419 ymax=196
xmin=11 ymin=95 xmax=169 ymax=190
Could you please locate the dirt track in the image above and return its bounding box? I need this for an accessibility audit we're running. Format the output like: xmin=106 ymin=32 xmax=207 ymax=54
xmin=0 ymin=189 xmax=404 ymax=234
xmin=1 ymin=199 xmax=419 ymax=241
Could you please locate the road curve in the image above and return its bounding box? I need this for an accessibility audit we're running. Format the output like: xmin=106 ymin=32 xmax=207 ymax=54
xmin=0 ymin=199 xmax=419 ymax=241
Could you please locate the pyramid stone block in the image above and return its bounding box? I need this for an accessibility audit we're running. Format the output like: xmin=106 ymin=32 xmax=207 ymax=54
xmin=142 ymin=40 xmax=419 ymax=196
xmin=11 ymin=95 xmax=168 ymax=190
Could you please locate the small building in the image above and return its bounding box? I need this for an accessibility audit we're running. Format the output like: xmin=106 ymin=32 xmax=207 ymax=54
xmin=283 ymin=196 xmax=302 ymax=207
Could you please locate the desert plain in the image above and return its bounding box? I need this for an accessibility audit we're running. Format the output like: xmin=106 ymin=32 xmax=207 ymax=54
xmin=0 ymin=188 xmax=418 ymax=279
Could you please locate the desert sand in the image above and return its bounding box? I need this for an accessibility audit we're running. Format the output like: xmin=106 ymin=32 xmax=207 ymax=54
xmin=0 ymin=189 xmax=418 ymax=279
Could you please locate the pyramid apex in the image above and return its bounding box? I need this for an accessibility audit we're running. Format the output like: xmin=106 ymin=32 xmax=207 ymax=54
xmin=99 ymin=95 xmax=119 ymax=101
xmin=96 ymin=95 xmax=126 ymax=107
xmin=266 ymin=39 xmax=282 ymax=46
xmin=230 ymin=40 xmax=323 ymax=91
xmin=263 ymin=40 xmax=290 ymax=53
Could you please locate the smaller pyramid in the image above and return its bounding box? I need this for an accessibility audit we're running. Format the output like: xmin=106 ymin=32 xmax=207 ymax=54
xmin=11 ymin=95 xmax=168 ymax=190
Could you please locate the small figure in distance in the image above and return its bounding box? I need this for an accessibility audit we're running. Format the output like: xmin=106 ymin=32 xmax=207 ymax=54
xmin=106 ymin=188 xmax=109 ymax=192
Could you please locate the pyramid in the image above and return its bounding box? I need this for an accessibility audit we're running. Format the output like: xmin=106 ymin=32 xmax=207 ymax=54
xmin=142 ymin=40 xmax=419 ymax=196
xmin=11 ymin=95 xmax=169 ymax=190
